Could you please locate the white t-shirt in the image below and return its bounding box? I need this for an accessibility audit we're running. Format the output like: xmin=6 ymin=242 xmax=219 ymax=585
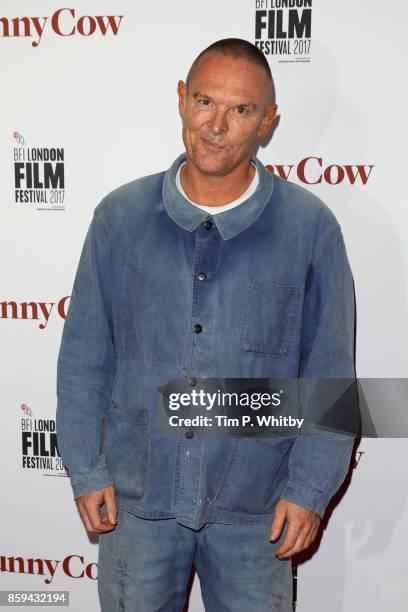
xmin=175 ymin=162 xmax=259 ymax=215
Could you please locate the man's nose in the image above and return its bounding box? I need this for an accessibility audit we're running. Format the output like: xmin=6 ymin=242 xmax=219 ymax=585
xmin=207 ymin=108 xmax=228 ymax=135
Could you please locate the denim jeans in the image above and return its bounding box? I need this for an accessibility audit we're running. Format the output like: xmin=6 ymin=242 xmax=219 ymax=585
xmin=98 ymin=509 xmax=293 ymax=611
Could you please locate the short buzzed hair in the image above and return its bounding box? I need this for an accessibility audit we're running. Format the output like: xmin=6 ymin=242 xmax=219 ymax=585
xmin=186 ymin=38 xmax=276 ymax=105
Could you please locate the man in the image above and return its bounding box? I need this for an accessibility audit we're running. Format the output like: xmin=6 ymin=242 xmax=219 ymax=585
xmin=56 ymin=38 xmax=356 ymax=611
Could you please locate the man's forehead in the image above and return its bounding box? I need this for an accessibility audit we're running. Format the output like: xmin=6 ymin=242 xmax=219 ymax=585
xmin=192 ymin=52 xmax=266 ymax=82
xmin=188 ymin=53 xmax=269 ymax=101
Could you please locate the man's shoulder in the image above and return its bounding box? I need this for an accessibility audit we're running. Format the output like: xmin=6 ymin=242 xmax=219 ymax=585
xmin=272 ymin=173 xmax=340 ymax=233
xmin=94 ymin=169 xmax=165 ymax=224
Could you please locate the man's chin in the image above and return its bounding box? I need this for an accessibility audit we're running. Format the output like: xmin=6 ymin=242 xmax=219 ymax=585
xmin=191 ymin=153 xmax=231 ymax=176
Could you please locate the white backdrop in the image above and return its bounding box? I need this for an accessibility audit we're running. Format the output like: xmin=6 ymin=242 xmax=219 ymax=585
xmin=1 ymin=1 xmax=407 ymax=610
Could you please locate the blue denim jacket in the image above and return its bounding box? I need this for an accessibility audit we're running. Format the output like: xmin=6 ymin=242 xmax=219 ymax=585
xmin=56 ymin=152 xmax=356 ymax=530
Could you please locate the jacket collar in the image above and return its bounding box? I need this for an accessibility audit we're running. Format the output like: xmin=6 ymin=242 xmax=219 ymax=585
xmin=162 ymin=152 xmax=275 ymax=240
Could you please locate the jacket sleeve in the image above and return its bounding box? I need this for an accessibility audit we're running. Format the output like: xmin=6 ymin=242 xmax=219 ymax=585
xmin=56 ymin=205 xmax=116 ymax=499
xmin=281 ymin=223 xmax=356 ymax=517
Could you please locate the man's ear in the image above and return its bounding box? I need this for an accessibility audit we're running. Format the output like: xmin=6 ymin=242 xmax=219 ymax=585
xmin=258 ymin=103 xmax=278 ymax=139
xmin=177 ymin=80 xmax=187 ymax=119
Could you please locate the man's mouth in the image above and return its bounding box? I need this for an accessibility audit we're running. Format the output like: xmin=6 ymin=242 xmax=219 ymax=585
xmin=201 ymin=137 xmax=225 ymax=151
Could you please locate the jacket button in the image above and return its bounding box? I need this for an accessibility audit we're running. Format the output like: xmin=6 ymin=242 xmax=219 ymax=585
xmin=187 ymin=377 xmax=197 ymax=386
xmin=185 ymin=430 xmax=194 ymax=439
xmin=198 ymin=272 xmax=207 ymax=281
xmin=203 ymin=220 xmax=213 ymax=230
xmin=193 ymin=324 xmax=203 ymax=333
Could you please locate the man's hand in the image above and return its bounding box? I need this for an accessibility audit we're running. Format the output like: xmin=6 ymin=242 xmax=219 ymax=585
xmin=75 ymin=485 xmax=117 ymax=533
xmin=269 ymin=498 xmax=321 ymax=558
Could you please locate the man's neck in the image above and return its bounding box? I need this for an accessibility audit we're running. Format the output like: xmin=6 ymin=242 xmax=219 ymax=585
xmin=180 ymin=156 xmax=256 ymax=206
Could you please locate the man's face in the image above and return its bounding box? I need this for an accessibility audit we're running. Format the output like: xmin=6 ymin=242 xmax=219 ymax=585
xmin=177 ymin=52 xmax=277 ymax=176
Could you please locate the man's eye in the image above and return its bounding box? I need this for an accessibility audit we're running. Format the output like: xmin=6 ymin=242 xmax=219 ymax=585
xmin=198 ymin=99 xmax=211 ymax=106
xmin=235 ymin=106 xmax=247 ymax=115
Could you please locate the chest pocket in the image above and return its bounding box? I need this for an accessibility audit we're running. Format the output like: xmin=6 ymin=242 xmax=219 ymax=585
xmin=238 ymin=279 xmax=304 ymax=357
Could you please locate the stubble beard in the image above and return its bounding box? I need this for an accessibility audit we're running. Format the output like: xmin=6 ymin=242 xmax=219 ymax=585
xmin=189 ymin=140 xmax=237 ymax=177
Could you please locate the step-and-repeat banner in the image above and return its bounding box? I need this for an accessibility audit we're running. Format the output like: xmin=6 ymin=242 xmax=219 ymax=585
xmin=1 ymin=1 xmax=407 ymax=610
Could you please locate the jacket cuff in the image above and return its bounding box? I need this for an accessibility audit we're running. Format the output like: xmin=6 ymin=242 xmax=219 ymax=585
xmin=69 ymin=466 xmax=114 ymax=500
xmin=280 ymin=480 xmax=329 ymax=518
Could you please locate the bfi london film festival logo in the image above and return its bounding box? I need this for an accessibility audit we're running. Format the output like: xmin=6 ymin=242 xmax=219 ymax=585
xmin=254 ymin=0 xmax=312 ymax=63
xmin=0 ymin=8 xmax=124 ymax=47
xmin=12 ymin=132 xmax=66 ymax=211
xmin=20 ymin=404 xmax=68 ymax=477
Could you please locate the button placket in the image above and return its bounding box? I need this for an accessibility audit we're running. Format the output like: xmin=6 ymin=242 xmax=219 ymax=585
xmin=189 ymin=219 xmax=220 ymax=372
xmin=175 ymin=218 xmax=221 ymax=527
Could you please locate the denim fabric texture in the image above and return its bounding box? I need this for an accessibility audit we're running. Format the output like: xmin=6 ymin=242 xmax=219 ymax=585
xmin=56 ymin=152 xmax=356 ymax=530
xmin=98 ymin=509 xmax=293 ymax=611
